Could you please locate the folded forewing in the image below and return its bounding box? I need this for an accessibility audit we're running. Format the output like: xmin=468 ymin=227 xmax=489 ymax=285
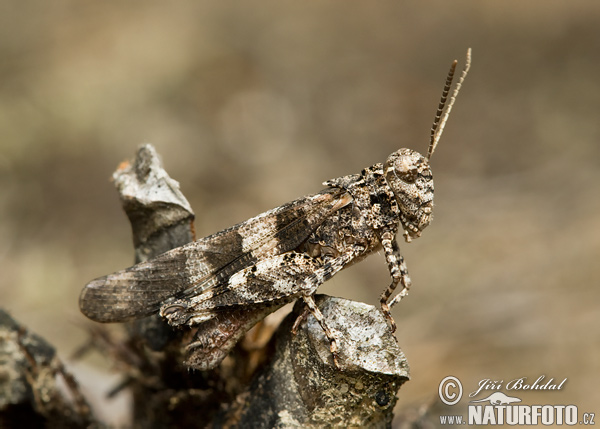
xmin=80 ymin=188 xmax=351 ymax=323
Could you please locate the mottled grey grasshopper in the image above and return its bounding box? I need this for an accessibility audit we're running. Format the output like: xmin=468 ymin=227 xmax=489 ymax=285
xmin=80 ymin=49 xmax=471 ymax=370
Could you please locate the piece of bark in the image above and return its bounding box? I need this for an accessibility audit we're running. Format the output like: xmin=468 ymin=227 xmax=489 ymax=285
xmin=0 ymin=310 xmax=95 ymax=428
xmin=113 ymin=143 xmax=196 ymax=264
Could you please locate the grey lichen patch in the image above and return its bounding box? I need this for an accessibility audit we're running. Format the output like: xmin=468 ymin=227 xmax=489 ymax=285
xmin=306 ymin=296 xmax=410 ymax=376
xmin=114 ymin=144 xmax=193 ymax=215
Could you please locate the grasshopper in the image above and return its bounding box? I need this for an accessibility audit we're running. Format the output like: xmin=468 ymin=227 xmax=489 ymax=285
xmin=80 ymin=49 xmax=471 ymax=370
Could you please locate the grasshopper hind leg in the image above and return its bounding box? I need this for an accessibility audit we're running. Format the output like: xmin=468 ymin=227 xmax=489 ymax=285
xmin=291 ymin=249 xmax=361 ymax=369
xmin=295 ymin=294 xmax=340 ymax=369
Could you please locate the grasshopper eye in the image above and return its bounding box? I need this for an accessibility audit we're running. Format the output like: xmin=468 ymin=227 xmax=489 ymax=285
xmin=396 ymin=166 xmax=418 ymax=183
xmin=393 ymin=155 xmax=419 ymax=184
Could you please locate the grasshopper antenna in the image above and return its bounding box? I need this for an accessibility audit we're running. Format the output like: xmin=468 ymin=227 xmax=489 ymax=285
xmin=427 ymin=47 xmax=472 ymax=159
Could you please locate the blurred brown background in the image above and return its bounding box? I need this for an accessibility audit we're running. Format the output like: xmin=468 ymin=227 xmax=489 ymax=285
xmin=1 ymin=1 xmax=599 ymax=425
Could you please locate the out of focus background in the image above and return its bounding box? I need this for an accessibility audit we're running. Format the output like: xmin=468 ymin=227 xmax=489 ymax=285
xmin=2 ymin=1 xmax=599 ymax=425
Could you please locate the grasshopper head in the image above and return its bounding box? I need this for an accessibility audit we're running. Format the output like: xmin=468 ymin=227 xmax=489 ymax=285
xmin=382 ymin=48 xmax=471 ymax=242
xmin=384 ymin=149 xmax=433 ymax=241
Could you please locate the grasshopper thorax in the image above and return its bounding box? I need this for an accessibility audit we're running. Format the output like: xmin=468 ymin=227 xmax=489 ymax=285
xmin=384 ymin=148 xmax=433 ymax=241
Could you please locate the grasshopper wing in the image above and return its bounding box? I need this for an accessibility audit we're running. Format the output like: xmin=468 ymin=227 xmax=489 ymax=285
xmin=80 ymin=188 xmax=351 ymax=323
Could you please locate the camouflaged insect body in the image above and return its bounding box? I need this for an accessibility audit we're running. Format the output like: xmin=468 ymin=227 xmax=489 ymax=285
xmin=80 ymin=49 xmax=471 ymax=370
xmin=80 ymin=150 xmax=433 ymax=369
